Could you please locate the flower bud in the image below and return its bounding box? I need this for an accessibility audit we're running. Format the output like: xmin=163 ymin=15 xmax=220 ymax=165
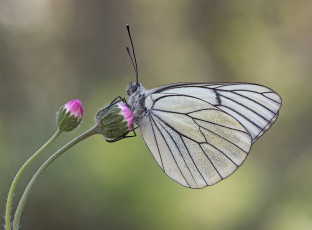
xmin=96 ymin=101 xmax=134 ymax=140
xmin=57 ymin=99 xmax=85 ymax=132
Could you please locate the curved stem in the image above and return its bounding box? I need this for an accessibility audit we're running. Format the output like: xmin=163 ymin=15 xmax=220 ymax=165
xmin=12 ymin=124 xmax=101 ymax=230
xmin=5 ymin=129 xmax=62 ymax=230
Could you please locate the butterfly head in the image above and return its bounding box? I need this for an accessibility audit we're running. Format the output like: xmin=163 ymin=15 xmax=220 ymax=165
xmin=127 ymin=81 xmax=141 ymax=96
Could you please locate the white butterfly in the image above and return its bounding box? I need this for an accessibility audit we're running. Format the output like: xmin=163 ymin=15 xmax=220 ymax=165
xmin=122 ymin=25 xmax=282 ymax=189
xmin=126 ymin=81 xmax=282 ymax=188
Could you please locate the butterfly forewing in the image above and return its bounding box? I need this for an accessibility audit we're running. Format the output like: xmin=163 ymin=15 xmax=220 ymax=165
xmin=149 ymin=82 xmax=282 ymax=142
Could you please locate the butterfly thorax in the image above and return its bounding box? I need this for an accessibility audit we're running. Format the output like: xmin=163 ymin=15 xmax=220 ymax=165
xmin=127 ymin=82 xmax=147 ymax=122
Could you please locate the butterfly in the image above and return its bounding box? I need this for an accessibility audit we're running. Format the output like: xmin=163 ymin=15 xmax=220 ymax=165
xmin=112 ymin=25 xmax=282 ymax=189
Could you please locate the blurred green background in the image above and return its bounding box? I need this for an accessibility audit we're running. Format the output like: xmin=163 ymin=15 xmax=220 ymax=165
xmin=0 ymin=0 xmax=311 ymax=229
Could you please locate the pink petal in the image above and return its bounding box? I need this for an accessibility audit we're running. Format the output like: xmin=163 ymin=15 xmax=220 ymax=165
xmin=79 ymin=106 xmax=85 ymax=119
xmin=117 ymin=102 xmax=134 ymax=130
xmin=64 ymin=99 xmax=84 ymax=119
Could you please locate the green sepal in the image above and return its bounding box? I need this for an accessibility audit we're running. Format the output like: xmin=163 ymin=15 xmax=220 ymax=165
xmin=96 ymin=104 xmax=130 ymax=139
xmin=57 ymin=108 xmax=82 ymax=132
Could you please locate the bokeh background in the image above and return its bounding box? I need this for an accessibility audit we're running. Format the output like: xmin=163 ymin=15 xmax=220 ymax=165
xmin=0 ymin=0 xmax=311 ymax=229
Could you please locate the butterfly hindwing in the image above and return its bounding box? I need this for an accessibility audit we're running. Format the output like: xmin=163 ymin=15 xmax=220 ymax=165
xmin=140 ymin=93 xmax=253 ymax=188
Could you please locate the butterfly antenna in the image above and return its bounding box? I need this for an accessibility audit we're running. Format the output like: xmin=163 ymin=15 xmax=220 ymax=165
xmin=126 ymin=47 xmax=137 ymax=80
xmin=126 ymin=24 xmax=139 ymax=85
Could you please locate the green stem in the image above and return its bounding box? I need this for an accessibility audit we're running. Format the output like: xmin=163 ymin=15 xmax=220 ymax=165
xmin=5 ymin=129 xmax=62 ymax=230
xmin=12 ymin=123 xmax=101 ymax=230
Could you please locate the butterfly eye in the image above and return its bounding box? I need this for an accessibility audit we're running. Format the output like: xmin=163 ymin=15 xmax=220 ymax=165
xmin=132 ymin=83 xmax=138 ymax=92
xmin=127 ymin=82 xmax=139 ymax=96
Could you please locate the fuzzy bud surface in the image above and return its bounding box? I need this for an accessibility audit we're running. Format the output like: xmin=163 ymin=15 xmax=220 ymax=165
xmin=96 ymin=101 xmax=134 ymax=140
xmin=57 ymin=99 xmax=85 ymax=132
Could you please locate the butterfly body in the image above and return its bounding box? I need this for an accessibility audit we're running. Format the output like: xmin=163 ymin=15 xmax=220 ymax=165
xmin=126 ymin=81 xmax=282 ymax=189
xmin=127 ymin=82 xmax=147 ymax=122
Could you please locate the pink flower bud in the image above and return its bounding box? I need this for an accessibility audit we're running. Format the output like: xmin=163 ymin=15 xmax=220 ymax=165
xmin=96 ymin=100 xmax=134 ymax=141
xmin=57 ymin=99 xmax=85 ymax=132
xmin=64 ymin=99 xmax=85 ymax=119
xmin=117 ymin=102 xmax=134 ymax=130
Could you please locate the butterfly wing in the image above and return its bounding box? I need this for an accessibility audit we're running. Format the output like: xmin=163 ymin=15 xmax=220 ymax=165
xmin=140 ymin=83 xmax=282 ymax=188
xmin=140 ymin=93 xmax=253 ymax=188
xmin=146 ymin=82 xmax=282 ymax=142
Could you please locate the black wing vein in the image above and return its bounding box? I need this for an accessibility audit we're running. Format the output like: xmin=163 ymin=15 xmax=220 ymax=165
xmin=219 ymin=94 xmax=269 ymax=122
xmin=153 ymin=116 xmax=200 ymax=187
xmin=198 ymin=143 xmax=223 ymax=179
xmin=195 ymin=120 xmax=248 ymax=155
xmin=229 ymin=91 xmax=276 ymax=114
xmin=148 ymin=116 xmax=164 ymax=169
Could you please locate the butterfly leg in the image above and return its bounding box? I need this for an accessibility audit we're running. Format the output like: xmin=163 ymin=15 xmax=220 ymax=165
xmin=109 ymin=96 xmax=127 ymax=105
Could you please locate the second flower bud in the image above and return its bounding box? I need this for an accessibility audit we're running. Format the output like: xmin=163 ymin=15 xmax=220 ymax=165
xmin=96 ymin=101 xmax=134 ymax=141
